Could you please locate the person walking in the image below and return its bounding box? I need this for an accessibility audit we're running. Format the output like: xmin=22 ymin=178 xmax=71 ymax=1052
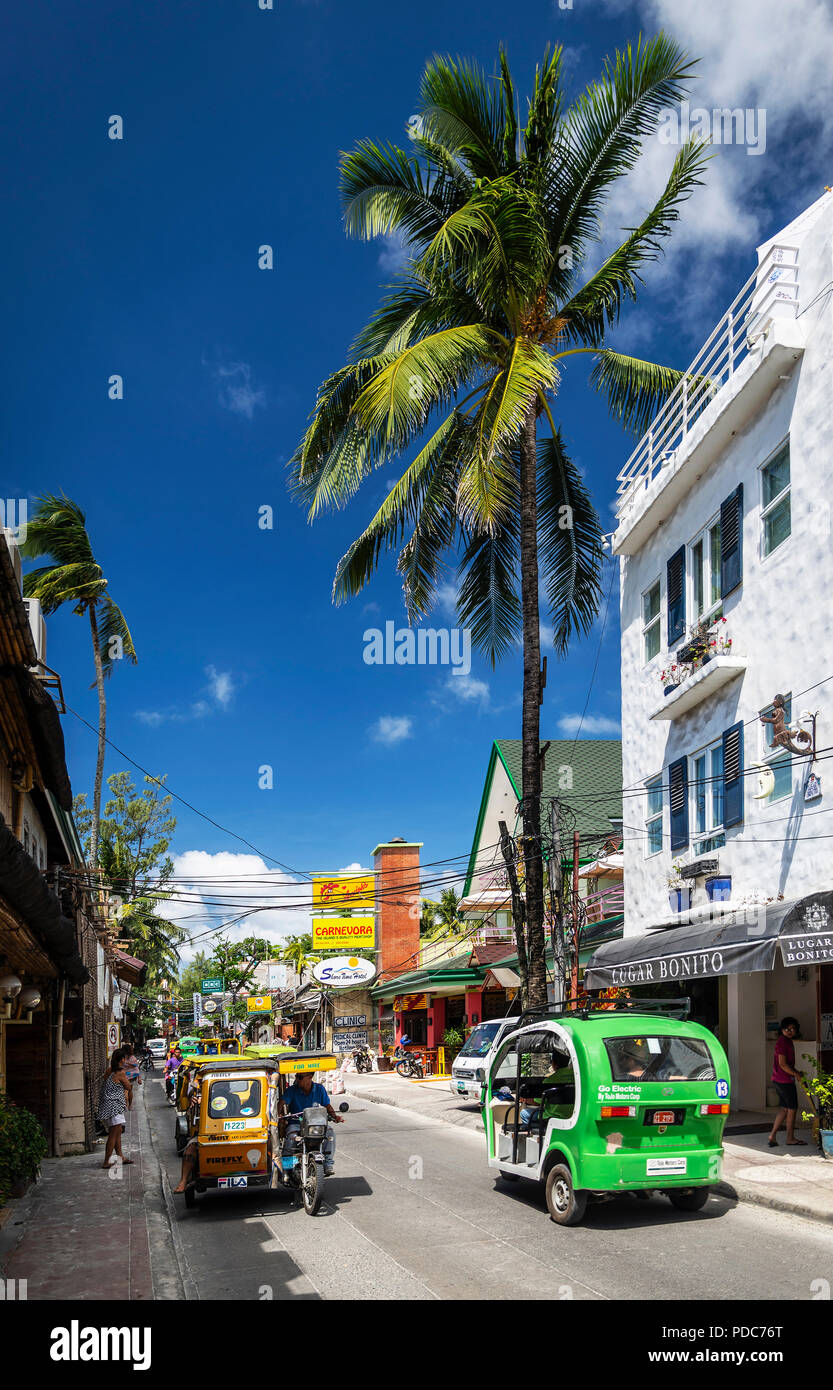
xmin=123 ymin=1043 xmax=141 ymax=1098
xmin=97 ymin=1047 xmax=135 ymax=1169
xmin=768 ymin=1017 xmax=808 ymax=1147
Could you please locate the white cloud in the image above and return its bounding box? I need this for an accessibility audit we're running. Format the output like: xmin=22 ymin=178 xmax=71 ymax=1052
xmin=377 ymin=232 xmax=411 ymax=273
xmin=433 ymin=583 xmax=458 ymax=618
xmin=557 ymin=712 xmax=621 ymax=736
xmin=168 ymin=851 xmax=313 ymax=960
xmin=445 ymin=674 xmax=489 ymax=704
xmin=371 ymin=715 xmax=413 ymax=744
xmin=136 ymin=665 xmax=237 ymax=725
xmin=207 ymin=356 xmax=266 ymax=419
xmin=205 ymin=665 xmax=234 ymax=707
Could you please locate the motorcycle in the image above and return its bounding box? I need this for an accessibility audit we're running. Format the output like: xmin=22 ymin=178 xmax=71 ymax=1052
xmin=393 ymin=1044 xmax=424 ymax=1079
xmin=352 ymin=1045 xmax=373 ymax=1074
xmin=282 ymin=1100 xmax=350 ymax=1215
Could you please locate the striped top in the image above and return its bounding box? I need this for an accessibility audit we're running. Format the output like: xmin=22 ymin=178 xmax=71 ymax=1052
xmin=97 ymin=1071 xmax=126 ymax=1124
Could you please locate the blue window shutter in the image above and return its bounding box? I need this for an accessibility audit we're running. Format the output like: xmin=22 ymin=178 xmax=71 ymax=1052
xmin=723 ymin=722 xmax=744 ymax=828
xmin=667 ymin=547 xmax=686 ymax=644
xmin=669 ymin=757 xmax=689 ymax=852
xmin=720 ymin=484 xmax=743 ymax=597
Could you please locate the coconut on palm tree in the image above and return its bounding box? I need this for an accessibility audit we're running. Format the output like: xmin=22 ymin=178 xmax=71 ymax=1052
xmin=291 ymin=38 xmax=708 ymax=1007
xmin=21 ymin=495 xmax=137 ymax=865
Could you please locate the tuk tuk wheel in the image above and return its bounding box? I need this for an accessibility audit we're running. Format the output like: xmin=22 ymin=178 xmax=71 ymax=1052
xmin=667 ymin=1186 xmax=709 ymax=1212
xmin=183 ymin=1184 xmax=197 ymax=1209
xmin=545 ymin=1164 xmax=587 ymax=1226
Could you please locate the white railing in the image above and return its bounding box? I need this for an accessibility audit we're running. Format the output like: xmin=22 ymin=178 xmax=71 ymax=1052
xmin=616 ymin=243 xmax=800 ymax=516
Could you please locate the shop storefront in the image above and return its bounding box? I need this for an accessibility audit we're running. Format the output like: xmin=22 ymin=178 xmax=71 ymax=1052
xmin=586 ymin=891 xmax=833 ymax=1113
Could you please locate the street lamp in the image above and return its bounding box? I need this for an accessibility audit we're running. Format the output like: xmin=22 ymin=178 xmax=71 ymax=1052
xmin=0 ymin=972 xmax=22 ymax=1019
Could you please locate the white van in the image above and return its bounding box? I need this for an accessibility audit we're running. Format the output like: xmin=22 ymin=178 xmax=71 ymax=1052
xmin=449 ymin=1017 xmax=520 ymax=1101
xmin=146 ymin=1038 xmax=168 ymax=1061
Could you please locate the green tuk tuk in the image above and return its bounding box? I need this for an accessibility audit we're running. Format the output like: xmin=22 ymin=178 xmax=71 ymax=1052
xmin=483 ymin=1003 xmax=730 ymax=1225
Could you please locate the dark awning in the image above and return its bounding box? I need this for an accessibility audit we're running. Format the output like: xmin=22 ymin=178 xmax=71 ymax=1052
xmin=585 ymin=892 xmax=833 ymax=990
xmin=0 ymin=816 xmax=88 ymax=983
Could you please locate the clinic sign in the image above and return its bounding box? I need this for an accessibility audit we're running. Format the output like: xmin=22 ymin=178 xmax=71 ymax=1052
xmin=312 ymin=916 xmax=375 ymax=950
xmin=333 ymin=1030 xmax=368 ymax=1051
xmin=312 ymin=874 xmax=375 ymax=914
xmin=312 ymin=956 xmax=377 ymax=988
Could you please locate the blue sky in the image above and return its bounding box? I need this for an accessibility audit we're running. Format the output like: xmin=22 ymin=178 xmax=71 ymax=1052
xmin=6 ymin=0 xmax=832 ymax=948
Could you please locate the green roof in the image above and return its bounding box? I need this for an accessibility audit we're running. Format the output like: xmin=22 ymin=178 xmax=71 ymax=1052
xmin=464 ymin=739 xmax=622 ymax=895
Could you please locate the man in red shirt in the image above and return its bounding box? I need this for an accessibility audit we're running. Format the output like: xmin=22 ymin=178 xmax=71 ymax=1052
xmin=768 ymin=1017 xmax=807 ymax=1147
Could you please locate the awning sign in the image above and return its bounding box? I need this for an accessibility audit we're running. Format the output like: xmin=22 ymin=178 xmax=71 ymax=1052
xmin=393 ymin=993 xmax=428 ymax=1011
xmin=312 ymin=875 xmax=375 ymax=914
xmin=312 ymin=916 xmax=375 ymax=950
xmin=778 ymin=898 xmax=833 ymax=966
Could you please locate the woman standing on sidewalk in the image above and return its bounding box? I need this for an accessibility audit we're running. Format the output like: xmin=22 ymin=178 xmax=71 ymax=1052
xmin=97 ymin=1047 xmax=135 ymax=1169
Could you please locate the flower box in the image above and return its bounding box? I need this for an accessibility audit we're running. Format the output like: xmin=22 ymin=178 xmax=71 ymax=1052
xmin=705 ymin=876 xmax=732 ymax=902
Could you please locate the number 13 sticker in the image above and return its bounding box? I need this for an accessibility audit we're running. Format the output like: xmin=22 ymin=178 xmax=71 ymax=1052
xmin=716 ymin=1079 xmax=729 ymax=1098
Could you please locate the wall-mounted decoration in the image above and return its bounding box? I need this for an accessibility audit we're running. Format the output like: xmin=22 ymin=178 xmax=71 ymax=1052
xmin=760 ymin=695 xmax=817 ymax=757
xmin=751 ymin=763 xmax=776 ymax=799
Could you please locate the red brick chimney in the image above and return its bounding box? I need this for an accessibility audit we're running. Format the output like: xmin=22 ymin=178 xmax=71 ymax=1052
xmin=373 ymin=839 xmax=422 ymax=982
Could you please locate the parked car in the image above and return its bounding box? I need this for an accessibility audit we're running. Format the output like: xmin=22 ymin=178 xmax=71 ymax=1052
xmin=449 ymin=1018 xmax=520 ymax=1101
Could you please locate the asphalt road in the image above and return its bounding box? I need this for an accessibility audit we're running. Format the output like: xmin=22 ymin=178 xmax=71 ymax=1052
xmin=145 ymin=1078 xmax=833 ymax=1301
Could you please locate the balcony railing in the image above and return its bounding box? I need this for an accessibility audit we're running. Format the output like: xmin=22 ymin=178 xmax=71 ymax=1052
xmin=616 ymin=243 xmax=800 ymax=517
xmin=583 ymin=884 xmax=625 ymax=923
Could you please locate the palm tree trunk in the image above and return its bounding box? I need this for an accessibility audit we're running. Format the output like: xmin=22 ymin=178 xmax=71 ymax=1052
xmin=518 ymin=399 xmax=547 ymax=1010
xmin=88 ymin=603 xmax=107 ymax=868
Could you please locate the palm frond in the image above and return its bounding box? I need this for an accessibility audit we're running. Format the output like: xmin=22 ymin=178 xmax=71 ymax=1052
xmin=588 ymin=349 xmax=692 ymax=437
xmin=97 ymin=595 xmax=138 ymax=675
xmin=340 ymin=141 xmax=449 ymax=243
xmin=22 ymin=562 xmax=106 ymax=613
xmin=537 ymin=431 xmax=604 ymax=654
xmin=522 ymin=46 xmax=565 ymax=170
xmin=19 ymin=494 xmax=97 ymax=569
xmin=456 ymin=501 xmax=522 ymax=664
xmin=418 ymin=54 xmax=506 ymax=178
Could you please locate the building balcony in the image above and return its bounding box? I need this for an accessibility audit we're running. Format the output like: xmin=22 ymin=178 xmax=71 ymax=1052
xmin=613 ymin=243 xmax=804 ymax=556
xmin=583 ymin=884 xmax=625 ymax=922
xmin=650 ymin=655 xmax=747 ymax=720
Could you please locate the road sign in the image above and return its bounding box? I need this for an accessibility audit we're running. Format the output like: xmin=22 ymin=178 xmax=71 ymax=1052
xmin=246 ymin=995 xmax=272 ymax=1015
xmin=107 ymin=1022 xmax=121 ymax=1051
xmin=201 ymin=978 xmax=223 ymax=994
xmin=312 ymin=917 xmax=375 ymax=950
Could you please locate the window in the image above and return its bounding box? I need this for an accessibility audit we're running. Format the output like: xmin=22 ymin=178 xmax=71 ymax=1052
xmin=689 ymin=516 xmax=722 ymax=623
xmin=645 ymin=777 xmax=663 ymax=856
xmin=761 ymin=441 xmax=790 ymax=557
xmin=761 ymin=692 xmax=793 ymax=801
xmin=604 ymin=1035 xmax=716 ymax=1083
xmin=690 ymin=740 xmax=725 ymax=853
xmin=642 ymin=580 xmax=661 ymax=662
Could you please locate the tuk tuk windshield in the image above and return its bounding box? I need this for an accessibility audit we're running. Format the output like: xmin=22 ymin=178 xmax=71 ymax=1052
xmin=604 ymin=1034 xmax=716 ymax=1083
xmin=457 ymin=1021 xmax=504 ymax=1059
xmin=207 ymin=1078 xmax=262 ymax=1117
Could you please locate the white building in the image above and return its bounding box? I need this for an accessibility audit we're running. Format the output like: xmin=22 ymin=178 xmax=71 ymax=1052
xmin=586 ymin=191 xmax=833 ymax=1113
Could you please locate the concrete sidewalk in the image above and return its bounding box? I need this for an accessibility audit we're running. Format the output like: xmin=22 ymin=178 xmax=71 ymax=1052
xmin=343 ymin=1072 xmax=833 ymax=1225
xmin=0 ymin=1080 xmax=187 ymax=1299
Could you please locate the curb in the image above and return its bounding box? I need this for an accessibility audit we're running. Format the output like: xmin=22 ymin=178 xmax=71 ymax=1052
xmin=716 ymin=1175 xmax=833 ymax=1226
xmin=139 ymin=1084 xmax=200 ymax=1301
xmin=349 ymin=1084 xmax=833 ymax=1225
xmin=346 ymin=1081 xmax=484 ymax=1133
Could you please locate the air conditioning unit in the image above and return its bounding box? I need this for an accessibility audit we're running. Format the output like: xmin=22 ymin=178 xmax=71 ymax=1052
xmin=2 ymin=529 xmax=22 ymax=589
xmin=22 ymin=597 xmax=47 ymax=666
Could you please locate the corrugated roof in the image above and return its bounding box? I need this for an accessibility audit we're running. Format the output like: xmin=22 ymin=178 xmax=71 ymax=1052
xmin=495 ymin=739 xmax=622 ymax=842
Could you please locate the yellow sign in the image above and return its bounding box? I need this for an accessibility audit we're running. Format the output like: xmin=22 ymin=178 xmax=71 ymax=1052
xmin=312 ymin=916 xmax=376 ymax=950
xmin=246 ymin=995 xmax=272 ymax=1014
xmin=393 ymin=993 xmax=428 ymax=1011
xmin=312 ymin=874 xmax=375 ymax=914
xmin=278 ymin=1054 xmax=338 ymax=1075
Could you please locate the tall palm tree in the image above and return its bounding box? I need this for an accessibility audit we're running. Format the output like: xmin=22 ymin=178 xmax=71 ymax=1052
xmin=280 ymin=933 xmax=320 ymax=983
xmin=21 ymin=495 xmax=137 ymax=865
xmin=291 ymin=38 xmax=708 ymax=1007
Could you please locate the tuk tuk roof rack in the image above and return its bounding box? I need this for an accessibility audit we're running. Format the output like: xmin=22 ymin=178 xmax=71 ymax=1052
xmin=546 ymin=997 xmax=692 ymax=1023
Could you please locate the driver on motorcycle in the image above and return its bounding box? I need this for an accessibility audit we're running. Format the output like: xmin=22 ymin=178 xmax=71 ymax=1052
xmin=280 ymin=1072 xmax=345 ymax=1177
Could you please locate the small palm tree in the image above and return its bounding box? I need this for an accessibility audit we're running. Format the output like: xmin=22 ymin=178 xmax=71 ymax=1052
xmin=280 ymin=933 xmax=320 ymax=983
xmin=291 ymin=38 xmax=707 ymax=1007
xmin=424 ymin=888 xmax=464 ymax=941
xmin=21 ymin=495 xmax=137 ymax=865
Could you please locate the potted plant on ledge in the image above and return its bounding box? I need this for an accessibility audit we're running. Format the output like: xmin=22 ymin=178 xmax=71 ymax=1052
xmin=667 ymin=861 xmax=692 ymax=914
